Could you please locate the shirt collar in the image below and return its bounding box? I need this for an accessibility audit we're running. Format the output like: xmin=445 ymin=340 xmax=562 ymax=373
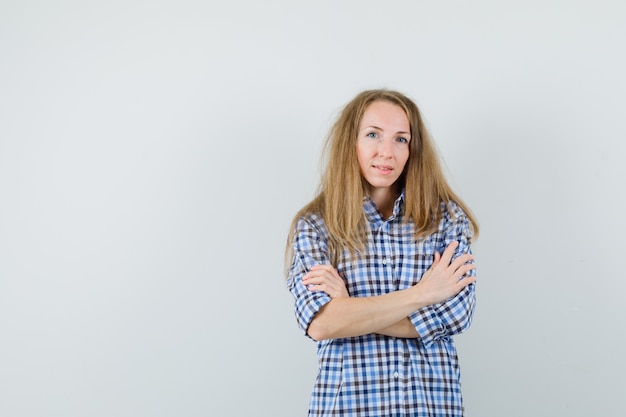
xmin=363 ymin=189 xmax=405 ymax=222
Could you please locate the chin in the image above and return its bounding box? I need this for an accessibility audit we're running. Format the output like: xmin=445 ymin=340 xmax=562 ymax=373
xmin=369 ymin=181 xmax=399 ymax=190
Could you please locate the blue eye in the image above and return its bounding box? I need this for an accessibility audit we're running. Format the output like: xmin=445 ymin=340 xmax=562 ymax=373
xmin=397 ymin=137 xmax=408 ymax=144
xmin=367 ymin=132 xmax=378 ymax=139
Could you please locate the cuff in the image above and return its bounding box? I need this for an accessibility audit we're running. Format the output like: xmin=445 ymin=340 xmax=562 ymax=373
xmin=409 ymin=305 xmax=446 ymax=347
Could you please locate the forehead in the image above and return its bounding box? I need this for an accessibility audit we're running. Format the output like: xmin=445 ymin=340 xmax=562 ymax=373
xmin=360 ymin=101 xmax=410 ymax=130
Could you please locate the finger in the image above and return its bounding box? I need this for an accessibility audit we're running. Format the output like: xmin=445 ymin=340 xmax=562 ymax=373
xmin=309 ymin=265 xmax=342 ymax=279
xmin=448 ymin=253 xmax=474 ymax=272
xmin=302 ymin=275 xmax=321 ymax=285
xmin=306 ymin=282 xmax=343 ymax=297
xmin=304 ymin=274 xmax=337 ymax=286
xmin=432 ymin=251 xmax=441 ymax=265
xmin=306 ymin=284 xmax=327 ymax=293
xmin=310 ymin=264 xmax=336 ymax=273
xmin=304 ymin=277 xmax=335 ymax=289
xmin=303 ymin=267 xmax=331 ymax=280
xmin=308 ymin=265 xmax=339 ymax=280
xmin=303 ymin=276 xmax=348 ymax=298
xmin=452 ymin=263 xmax=476 ymax=281
xmin=302 ymin=273 xmax=330 ymax=284
xmin=455 ymin=274 xmax=476 ymax=290
xmin=304 ymin=270 xmax=338 ymax=284
xmin=303 ymin=271 xmax=345 ymax=289
xmin=439 ymin=241 xmax=459 ymax=265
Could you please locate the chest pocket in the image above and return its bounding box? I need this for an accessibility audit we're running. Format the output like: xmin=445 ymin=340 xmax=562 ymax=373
xmin=395 ymin=233 xmax=443 ymax=289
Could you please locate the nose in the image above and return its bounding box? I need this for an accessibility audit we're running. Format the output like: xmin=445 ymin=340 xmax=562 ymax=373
xmin=378 ymin=138 xmax=393 ymax=158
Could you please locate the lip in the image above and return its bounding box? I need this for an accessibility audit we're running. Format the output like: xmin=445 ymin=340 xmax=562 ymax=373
xmin=373 ymin=164 xmax=393 ymax=173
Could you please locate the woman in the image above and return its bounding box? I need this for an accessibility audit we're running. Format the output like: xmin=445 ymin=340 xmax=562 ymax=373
xmin=285 ymin=89 xmax=479 ymax=416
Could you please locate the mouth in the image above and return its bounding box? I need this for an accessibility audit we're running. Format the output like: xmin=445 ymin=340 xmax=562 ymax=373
xmin=373 ymin=164 xmax=393 ymax=172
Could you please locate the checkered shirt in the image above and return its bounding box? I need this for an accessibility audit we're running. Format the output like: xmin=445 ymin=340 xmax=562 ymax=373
xmin=287 ymin=193 xmax=476 ymax=416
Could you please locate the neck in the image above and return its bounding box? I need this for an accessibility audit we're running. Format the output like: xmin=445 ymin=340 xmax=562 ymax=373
xmin=369 ymin=187 xmax=398 ymax=219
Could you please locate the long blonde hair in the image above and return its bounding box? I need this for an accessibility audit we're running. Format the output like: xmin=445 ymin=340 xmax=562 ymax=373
xmin=285 ymin=89 xmax=478 ymax=270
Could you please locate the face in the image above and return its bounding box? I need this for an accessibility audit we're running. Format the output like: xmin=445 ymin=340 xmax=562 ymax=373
xmin=356 ymin=100 xmax=411 ymax=197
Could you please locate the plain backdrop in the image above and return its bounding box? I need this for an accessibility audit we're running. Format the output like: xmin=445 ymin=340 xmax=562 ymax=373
xmin=1 ymin=1 xmax=625 ymax=416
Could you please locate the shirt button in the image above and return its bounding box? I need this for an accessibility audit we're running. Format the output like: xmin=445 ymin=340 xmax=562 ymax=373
xmin=393 ymin=371 xmax=399 ymax=378
xmin=382 ymin=257 xmax=388 ymax=266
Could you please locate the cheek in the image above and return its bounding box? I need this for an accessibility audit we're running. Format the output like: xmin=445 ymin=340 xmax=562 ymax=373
xmin=398 ymin=149 xmax=410 ymax=169
xmin=356 ymin=153 xmax=368 ymax=173
xmin=356 ymin=142 xmax=369 ymax=165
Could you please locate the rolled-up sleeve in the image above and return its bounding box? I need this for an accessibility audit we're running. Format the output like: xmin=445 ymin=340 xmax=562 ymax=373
xmin=409 ymin=205 xmax=477 ymax=347
xmin=286 ymin=216 xmax=332 ymax=337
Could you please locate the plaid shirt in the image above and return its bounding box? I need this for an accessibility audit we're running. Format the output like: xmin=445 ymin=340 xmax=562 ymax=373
xmin=287 ymin=193 xmax=476 ymax=416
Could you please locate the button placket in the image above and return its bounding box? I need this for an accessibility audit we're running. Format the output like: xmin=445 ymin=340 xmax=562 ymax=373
xmin=379 ymin=222 xmax=392 ymax=269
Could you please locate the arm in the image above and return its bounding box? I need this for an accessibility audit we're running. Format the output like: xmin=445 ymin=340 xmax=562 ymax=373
xmin=294 ymin=255 xmax=420 ymax=339
xmin=409 ymin=210 xmax=477 ymax=346
xmin=305 ymin=284 xmax=430 ymax=341
xmin=376 ymin=318 xmax=420 ymax=338
xmin=302 ymin=241 xmax=474 ymax=341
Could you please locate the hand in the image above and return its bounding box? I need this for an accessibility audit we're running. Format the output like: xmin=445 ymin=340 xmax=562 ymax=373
xmin=416 ymin=241 xmax=476 ymax=305
xmin=302 ymin=264 xmax=350 ymax=299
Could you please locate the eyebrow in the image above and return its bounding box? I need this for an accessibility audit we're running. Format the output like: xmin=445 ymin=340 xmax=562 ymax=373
xmin=364 ymin=125 xmax=411 ymax=136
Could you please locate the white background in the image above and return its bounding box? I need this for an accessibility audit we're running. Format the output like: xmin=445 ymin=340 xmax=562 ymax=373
xmin=1 ymin=1 xmax=625 ymax=416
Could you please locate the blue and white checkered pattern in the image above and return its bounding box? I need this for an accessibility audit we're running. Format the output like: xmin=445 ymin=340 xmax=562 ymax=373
xmin=287 ymin=193 xmax=476 ymax=416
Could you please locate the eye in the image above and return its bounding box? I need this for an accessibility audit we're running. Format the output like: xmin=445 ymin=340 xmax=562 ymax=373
xmin=396 ymin=136 xmax=409 ymax=144
xmin=366 ymin=132 xmax=378 ymax=139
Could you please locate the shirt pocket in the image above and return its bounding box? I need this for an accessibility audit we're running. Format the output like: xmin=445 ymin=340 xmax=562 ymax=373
xmin=396 ymin=236 xmax=439 ymax=288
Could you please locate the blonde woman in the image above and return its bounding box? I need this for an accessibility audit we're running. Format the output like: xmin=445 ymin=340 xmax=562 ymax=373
xmin=286 ymin=89 xmax=479 ymax=416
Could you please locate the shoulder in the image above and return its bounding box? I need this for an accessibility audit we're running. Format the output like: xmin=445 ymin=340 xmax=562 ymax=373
xmin=294 ymin=211 xmax=328 ymax=238
xmin=291 ymin=211 xmax=332 ymax=259
xmin=439 ymin=200 xmax=469 ymax=229
xmin=441 ymin=200 xmax=467 ymax=218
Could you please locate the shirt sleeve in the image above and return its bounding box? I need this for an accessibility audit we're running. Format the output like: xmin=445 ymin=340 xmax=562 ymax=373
xmin=286 ymin=216 xmax=332 ymax=338
xmin=408 ymin=206 xmax=477 ymax=347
